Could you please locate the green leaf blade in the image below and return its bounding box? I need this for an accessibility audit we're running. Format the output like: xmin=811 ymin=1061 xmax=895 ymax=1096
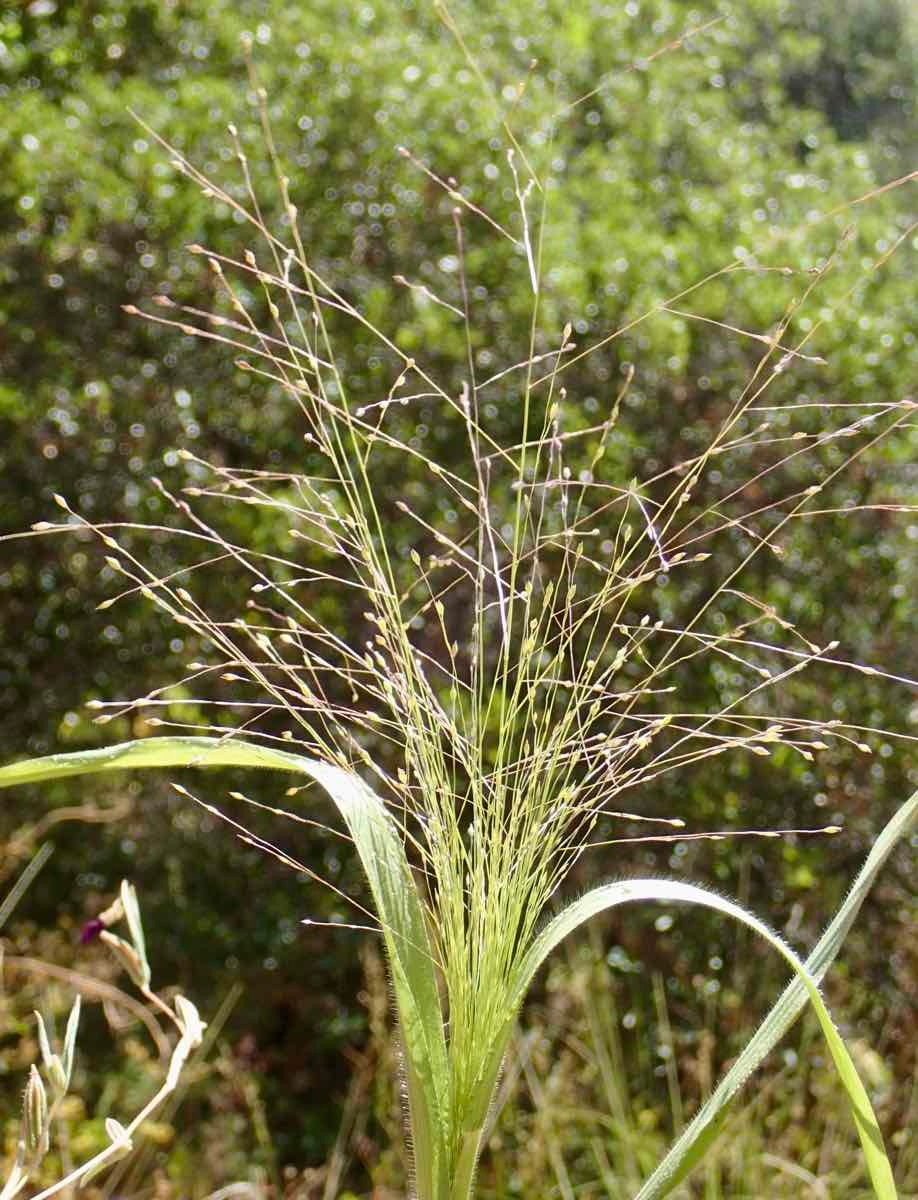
xmin=0 ymin=737 xmax=451 ymax=1199
xmin=636 ymin=788 xmax=917 ymax=1200
xmin=505 ymin=873 xmax=903 ymax=1200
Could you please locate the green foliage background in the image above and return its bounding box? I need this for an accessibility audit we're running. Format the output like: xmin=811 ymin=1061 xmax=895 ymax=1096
xmin=0 ymin=0 xmax=916 ymax=1191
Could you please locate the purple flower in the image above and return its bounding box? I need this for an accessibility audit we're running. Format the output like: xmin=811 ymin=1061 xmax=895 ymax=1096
xmin=79 ymin=918 xmax=105 ymax=945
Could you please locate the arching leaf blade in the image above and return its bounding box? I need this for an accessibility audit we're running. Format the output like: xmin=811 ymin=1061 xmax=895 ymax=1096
xmin=506 ymin=877 xmax=898 ymax=1200
xmin=635 ymin=788 xmax=917 ymax=1200
xmin=0 ymin=736 xmax=450 ymax=1198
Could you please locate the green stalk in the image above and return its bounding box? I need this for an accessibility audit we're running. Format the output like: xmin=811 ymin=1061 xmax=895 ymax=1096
xmin=452 ymin=1127 xmax=485 ymax=1200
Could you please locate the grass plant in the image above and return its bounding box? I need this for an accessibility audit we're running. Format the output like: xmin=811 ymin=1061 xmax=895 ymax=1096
xmin=1 ymin=27 xmax=917 ymax=1200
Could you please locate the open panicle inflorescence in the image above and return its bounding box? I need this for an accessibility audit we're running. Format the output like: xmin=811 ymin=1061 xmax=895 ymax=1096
xmin=31 ymin=87 xmax=918 ymax=959
xmin=4 ymin=27 xmax=916 ymax=1195
xmin=22 ymin=92 xmax=914 ymax=1108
